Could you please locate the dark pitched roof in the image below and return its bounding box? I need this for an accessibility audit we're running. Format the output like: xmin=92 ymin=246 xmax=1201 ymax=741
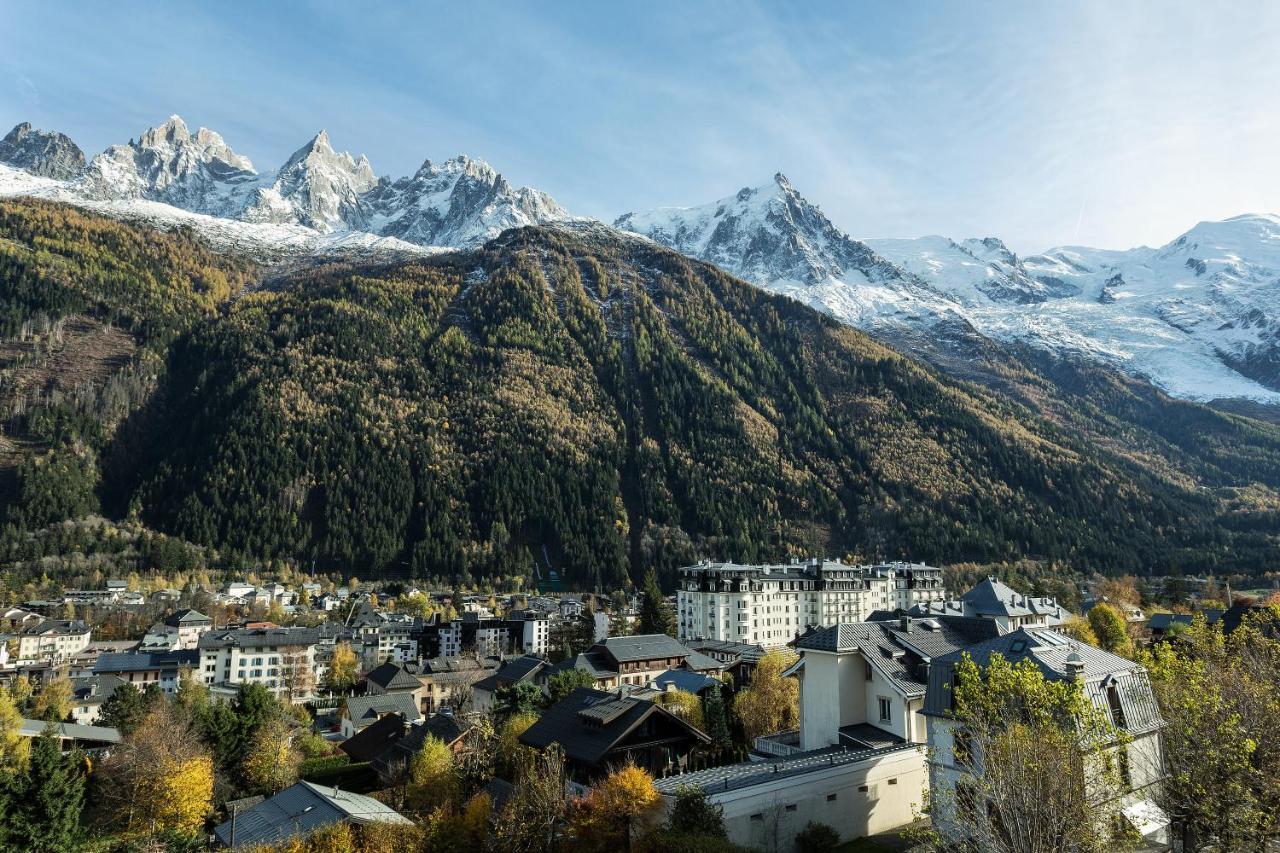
xmin=476 ymin=654 xmax=548 ymax=693
xmin=339 ymin=713 xmax=408 ymax=763
xmin=70 ymin=675 xmax=129 ymax=705
xmin=519 ymin=687 xmax=710 ymax=767
xmin=596 ymin=634 xmax=690 ymax=664
xmin=344 ymin=693 xmax=420 ymax=727
xmin=212 ymin=780 xmax=410 ymax=848
xmin=198 ymin=627 xmax=322 ymax=650
xmin=366 ymin=662 xmax=421 ymax=693
xmin=923 ymin=628 xmax=1164 ymax=734
xmin=687 ymin=639 xmax=766 ymax=664
xmin=653 ymin=670 xmax=722 ymax=695
xmin=958 ymin=578 xmax=1064 ymax=620
xmin=93 ymin=649 xmax=198 ymax=674
xmin=546 ymin=652 xmax=618 ymax=681
xmin=682 ymin=650 xmax=725 ymax=672
xmin=369 ymin=714 xmax=469 ymax=779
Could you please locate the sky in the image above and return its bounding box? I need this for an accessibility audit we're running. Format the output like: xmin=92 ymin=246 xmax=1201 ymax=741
xmin=2 ymin=1 xmax=1279 ymax=254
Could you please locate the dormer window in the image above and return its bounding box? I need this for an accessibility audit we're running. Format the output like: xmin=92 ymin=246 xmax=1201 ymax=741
xmin=1106 ymin=681 xmax=1127 ymax=730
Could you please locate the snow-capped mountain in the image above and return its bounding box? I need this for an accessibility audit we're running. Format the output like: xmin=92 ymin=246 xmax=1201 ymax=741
xmin=0 ymin=122 xmax=85 ymax=180
xmin=82 ymin=115 xmax=258 ymax=216
xmin=368 ymin=155 xmax=568 ymax=248
xmin=621 ymin=179 xmax=1280 ymax=405
xmin=241 ymin=130 xmax=377 ymax=232
xmin=614 ymin=174 xmax=967 ymax=332
xmin=3 ymin=116 xmax=571 ymax=250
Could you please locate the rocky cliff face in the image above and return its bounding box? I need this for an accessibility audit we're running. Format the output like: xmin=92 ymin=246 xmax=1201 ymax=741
xmin=0 ymin=122 xmax=85 ymax=180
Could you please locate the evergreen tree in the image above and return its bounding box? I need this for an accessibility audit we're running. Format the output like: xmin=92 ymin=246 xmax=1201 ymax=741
xmin=702 ymin=685 xmax=732 ymax=753
xmin=98 ymin=682 xmax=148 ymax=736
xmin=5 ymin=728 xmax=85 ymax=853
xmin=638 ymin=568 xmax=675 ymax=637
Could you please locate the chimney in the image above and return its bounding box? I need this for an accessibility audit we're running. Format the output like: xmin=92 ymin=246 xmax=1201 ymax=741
xmin=1064 ymin=652 xmax=1085 ymax=680
xmin=899 ymin=615 xmax=912 ymax=633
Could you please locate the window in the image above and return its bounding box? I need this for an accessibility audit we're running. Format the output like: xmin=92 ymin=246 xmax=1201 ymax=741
xmin=750 ymin=814 xmax=763 ymax=822
xmin=785 ymin=805 xmax=797 ymax=812
xmin=865 ymin=661 xmax=873 ymax=681
xmin=878 ymin=696 xmax=892 ymax=723
xmin=1106 ymin=683 xmax=1127 ymax=730
xmin=826 ymin=793 xmax=837 ymax=802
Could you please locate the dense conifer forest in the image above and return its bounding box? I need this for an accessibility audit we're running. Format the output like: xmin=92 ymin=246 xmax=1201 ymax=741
xmin=2 ymin=200 xmax=1279 ymax=586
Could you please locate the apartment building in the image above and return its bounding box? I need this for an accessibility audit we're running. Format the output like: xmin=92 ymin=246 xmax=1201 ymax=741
xmin=198 ymin=626 xmax=323 ymax=701
xmin=17 ymin=619 xmax=92 ymax=663
xmin=676 ymin=559 xmax=947 ymax=647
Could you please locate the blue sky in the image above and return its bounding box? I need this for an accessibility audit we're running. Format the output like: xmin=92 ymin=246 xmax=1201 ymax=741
xmin=3 ymin=1 xmax=1279 ymax=253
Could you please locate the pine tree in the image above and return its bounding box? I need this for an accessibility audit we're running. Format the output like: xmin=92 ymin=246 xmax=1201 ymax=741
xmin=702 ymin=685 xmax=732 ymax=752
xmin=6 ymin=728 xmax=85 ymax=853
xmin=637 ymin=568 xmax=675 ymax=637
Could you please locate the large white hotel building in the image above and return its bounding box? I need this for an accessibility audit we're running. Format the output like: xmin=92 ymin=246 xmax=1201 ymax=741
xmin=675 ymin=558 xmax=948 ymax=647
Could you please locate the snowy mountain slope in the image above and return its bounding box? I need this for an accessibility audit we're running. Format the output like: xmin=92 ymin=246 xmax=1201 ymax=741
xmin=367 ymin=155 xmax=571 ymax=247
xmin=614 ymin=173 xmax=968 ymax=332
xmin=241 ymin=130 xmax=378 ymax=232
xmin=0 ymin=162 xmax=435 ymax=261
xmin=7 ymin=116 xmax=571 ymax=251
xmin=622 ymin=178 xmax=1280 ymax=405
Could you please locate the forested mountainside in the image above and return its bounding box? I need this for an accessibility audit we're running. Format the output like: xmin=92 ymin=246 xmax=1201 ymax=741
xmin=2 ymin=199 xmax=1280 ymax=587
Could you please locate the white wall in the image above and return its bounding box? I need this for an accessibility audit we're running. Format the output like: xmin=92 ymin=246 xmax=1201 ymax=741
xmin=693 ymin=748 xmax=926 ymax=852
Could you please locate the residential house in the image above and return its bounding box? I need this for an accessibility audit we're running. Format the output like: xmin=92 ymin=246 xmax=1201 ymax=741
xmin=368 ymin=714 xmax=472 ymax=781
xmin=418 ymin=655 xmax=495 ymax=714
xmin=365 ymin=661 xmax=428 ymax=711
xmin=519 ymin=687 xmax=711 ymax=781
xmin=923 ymin=628 xmax=1169 ymax=850
xmin=69 ymin=674 xmax=130 ymax=725
xmin=471 ymin=654 xmax=548 ymax=712
xmin=340 ymin=693 xmax=421 ymax=739
xmin=212 ymin=781 xmax=411 ymax=849
xmin=652 ymin=615 xmax=996 ymax=851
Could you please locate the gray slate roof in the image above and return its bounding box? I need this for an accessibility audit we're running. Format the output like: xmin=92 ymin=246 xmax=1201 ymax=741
xmin=597 ymin=634 xmax=690 ymax=664
xmin=959 ymin=578 xmax=1064 ymax=620
xmin=344 ymin=693 xmax=420 ymax=727
xmin=93 ymin=649 xmax=198 ymax=674
xmin=19 ymin=719 xmax=121 ymax=743
xmin=923 ymin=628 xmax=1164 ymax=735
xmin=796 ymin=617 xmax=999 ymax=696
xmin=519 ymin=687 xmax=709 ymax=767
xmin=199 ymin=627 xmax=322 ymax=650
xmin=212 ymin=780 xmax=410 ymax=848
xmin=370 ymin=714 xmax=469 ymax=779
xmin=366 ymin=662 xmax=421 ymax=693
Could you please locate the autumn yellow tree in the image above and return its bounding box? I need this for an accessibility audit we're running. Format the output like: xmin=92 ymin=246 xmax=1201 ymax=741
xmin=326 ymin=642 xmax=359 ymax=693
xmin=30 ymin=676 xmax=72 ymax=722
xmin=243 ymin=716 xmax=302 ymax=793
xmin=404 ymin=736 xmax=459 ymax=814
xmin=96 ymin=701 xmax=214 ymax=836
xmin=0 ymin=686 xmax=30 ymax=770
xmin=567 ymin=762 xmax=661 ymax=853
xmin=733 ymin=650 xmax=799 ymax=740
xmin=655 ymin=689 xmax=705 ymax=731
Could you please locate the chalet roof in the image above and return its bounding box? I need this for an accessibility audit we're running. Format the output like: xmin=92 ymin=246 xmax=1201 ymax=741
xmin=687 ymin=639 xmax=766 ymax=664
xmin=164 ymin=608 xmax=211 ymax=627
xmin=596 ymin=634 xmax=690 ymax=664
xmin=369 ymin=714 xmax=469 ymax=779
xmin=547 ymin=652 xmax=618 ymax=681
xmin=519 ymin=687 xmax=709 ymax=768
xmin=474 ymin=654 xmax=547 ymax=693
xmin=212 ymin=780 xmax=411 ymax=848
xmin=344 ymin=693 xmax=420 ymax=727
xmin=682 ymin=650 xmax=725 ymax=672
xmin=70 ymin=674 xmax=129 ymax=705
xmin=22 ymin=619 xmax=89 ymax=637
xmin=339 ymin=713 xmax=407 ymax=763
xmin=959 ymin=578 xmax=1063 ymax=619
xmin=366 ymin=662 xmax=421 ymax=693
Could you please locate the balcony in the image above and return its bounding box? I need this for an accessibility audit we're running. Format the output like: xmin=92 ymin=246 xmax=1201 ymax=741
xmin=753 ymin=729 xmax=802 ymax=758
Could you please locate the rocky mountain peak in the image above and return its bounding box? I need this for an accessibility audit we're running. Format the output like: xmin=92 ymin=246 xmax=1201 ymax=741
xmin=0 ymin=121 xmax=86 ymax=180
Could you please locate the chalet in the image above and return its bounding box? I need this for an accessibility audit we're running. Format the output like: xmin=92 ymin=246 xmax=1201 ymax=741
xmin=69 ymin=674 xmax=130 ymax=725
xmin=93 ymin=649 xmax=198 ymax=693
xmin=369 ymin=714 xmax=472 ymax=782
xmin=519 ymin=687 xmax=710 ymax=781
xmin=364 ymin=661 xmax=428 ymax=712
xmin=17 ymin=620 xmax=92 ymax=663
xmin=340 ymin=693 xmax=421 ymax=739
xmin=471 ymin=654 xmax=548 ymax=712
